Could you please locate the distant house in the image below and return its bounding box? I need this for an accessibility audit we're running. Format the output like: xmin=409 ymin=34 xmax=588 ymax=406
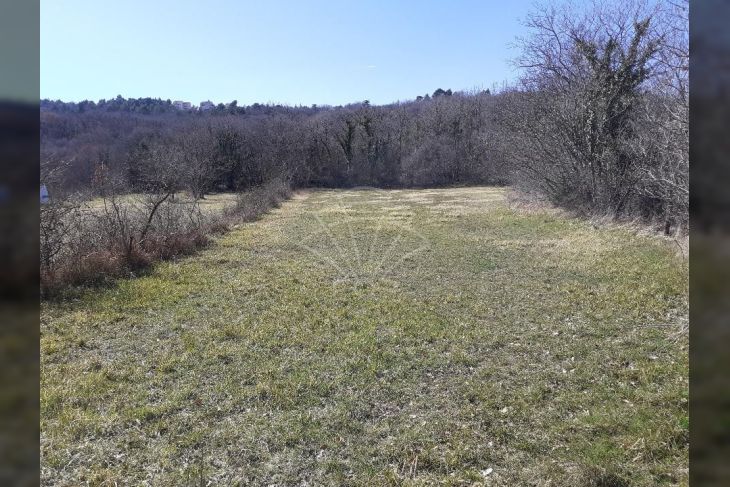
xmin=200 ymin=101 xmax=215 ymax=112
xmin=173 ymin=100 xmax=192 ymax=110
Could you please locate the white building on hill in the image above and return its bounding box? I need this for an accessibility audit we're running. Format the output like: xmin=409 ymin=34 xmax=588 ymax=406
xmin=173 ymin=100 xmax=192 ymax=110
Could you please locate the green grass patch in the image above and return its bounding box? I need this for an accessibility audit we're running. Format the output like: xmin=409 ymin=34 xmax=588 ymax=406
xmin=41 ymin=187 xmax=688 ymax=485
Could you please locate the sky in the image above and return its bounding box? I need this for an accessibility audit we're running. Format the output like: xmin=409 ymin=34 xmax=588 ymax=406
xmin=40 ymin=0 xmax=536 ymax=106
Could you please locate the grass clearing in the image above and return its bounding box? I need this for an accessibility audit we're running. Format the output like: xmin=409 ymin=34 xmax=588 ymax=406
xmin=41 ymin=187 xmax=688 ymax=485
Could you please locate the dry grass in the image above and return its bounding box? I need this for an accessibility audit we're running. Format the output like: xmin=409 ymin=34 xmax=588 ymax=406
xmin=507 ymin=188 xmax=689 ymax=260
xmin=84 ymin=192 xmax=239 ymax=216
xmin=41 ymin=187 xmax=688 ymax=485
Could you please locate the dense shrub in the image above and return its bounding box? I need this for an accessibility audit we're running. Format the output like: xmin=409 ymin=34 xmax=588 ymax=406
xmin=40 ymin=196 xmax=203 ymax=296
xmin=40 ymin=173 xmax=294 ymax=296
xmin=502 ymin=0 xmax=688 ymax=231
xmin=227 ymin=178 xmax=292 ymax=222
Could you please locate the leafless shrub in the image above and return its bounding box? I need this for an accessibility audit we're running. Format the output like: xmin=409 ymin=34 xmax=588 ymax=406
xmin=227 ymin=178 xmax=292 ymax=222
xmin=41 ymin=148 xmax=212 ymax=295
xmin=41 ymin=170 xmax=292 ymax=296
xmin=502 ymin=0 xmax=688 ymax=232
xmin=40 ymin=196 xmax=79 ymax=274
xmin=40 ymin=160 xmax=83 ymax=286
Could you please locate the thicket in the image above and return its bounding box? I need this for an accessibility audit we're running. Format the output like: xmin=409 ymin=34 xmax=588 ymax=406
xmin=504 ymin=0 xmax=688 ymax=231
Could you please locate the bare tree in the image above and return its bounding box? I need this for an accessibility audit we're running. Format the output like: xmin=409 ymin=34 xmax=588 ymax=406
xmin=178 ymin=126 xmax=216 ymax=199
xmin=505 ymin=0 xmax=687 ymax=228
xmin=40 ymin=159 xmax=80 ymax=274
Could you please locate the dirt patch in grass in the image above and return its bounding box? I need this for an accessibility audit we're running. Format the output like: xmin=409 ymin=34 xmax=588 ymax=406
xmin=41 ymin=186 xmax=688 ymax=485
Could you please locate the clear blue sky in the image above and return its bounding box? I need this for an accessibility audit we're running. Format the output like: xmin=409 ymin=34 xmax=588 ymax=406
xmin=41 ymin=0 xmax=535 ymax=106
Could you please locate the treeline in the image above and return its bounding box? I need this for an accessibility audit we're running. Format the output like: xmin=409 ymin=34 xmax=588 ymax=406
xmin=42 ymin=96 xmax=179 ymax=115
xmin=40 ymin=96 xmax=324 ymax=116
xmin=40 ymin=87 xmax=466 ymax=116
xmin=42 ymin=90 xmax=507 ymax=194
xmin=41 ymin=0 xmax=687 ymax=231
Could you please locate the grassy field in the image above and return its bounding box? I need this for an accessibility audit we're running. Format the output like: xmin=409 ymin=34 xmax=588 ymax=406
xmin=41 ymin=187 xmax=688 ymax=485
